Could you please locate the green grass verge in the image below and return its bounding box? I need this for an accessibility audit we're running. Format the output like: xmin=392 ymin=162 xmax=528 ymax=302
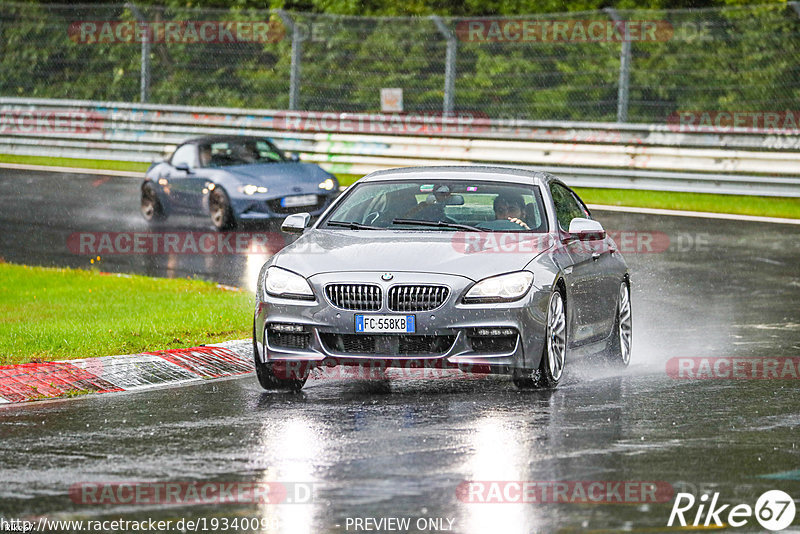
xmin=336 ymin=174 xmax=362 ymax=187
xmin=574 ymin=187 xmax=800 ymax=219
xmin=2 ymin=154 xmax=797 ymax=218
xmin=0 ymin=263 xmax=253 ymax=365
xmin=0 ymin=153 xmax=150 ymax=173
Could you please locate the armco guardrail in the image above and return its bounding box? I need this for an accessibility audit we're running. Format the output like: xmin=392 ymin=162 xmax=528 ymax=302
xmin=1 ymin=97 xmax=799 ymax=196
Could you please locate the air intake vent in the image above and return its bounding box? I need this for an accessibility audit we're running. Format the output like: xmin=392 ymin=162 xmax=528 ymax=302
xmin=388 ymin=285 xmax=449 ymax=312
xmin=320 ymin=333 xmax=377 ymax=354
xmin=325 ymin=284 xmax=382 ymax=311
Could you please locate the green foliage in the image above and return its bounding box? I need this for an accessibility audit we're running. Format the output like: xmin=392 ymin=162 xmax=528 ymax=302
xmin=0 ymin=1 xmax=797 ymax=122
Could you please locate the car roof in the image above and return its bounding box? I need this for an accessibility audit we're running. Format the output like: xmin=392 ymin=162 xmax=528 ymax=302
xmin=360 ymin=166 xmax=555 ymax=186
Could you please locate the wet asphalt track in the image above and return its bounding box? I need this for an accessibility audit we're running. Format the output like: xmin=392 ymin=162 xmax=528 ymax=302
xmin=1 ymin=169 xmax=799 ymax=532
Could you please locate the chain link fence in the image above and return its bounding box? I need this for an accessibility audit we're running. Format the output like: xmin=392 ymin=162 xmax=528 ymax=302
xmin=0 ymin=2 xmax=798 ymax=123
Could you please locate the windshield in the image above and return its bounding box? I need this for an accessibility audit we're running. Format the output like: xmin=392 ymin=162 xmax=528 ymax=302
xmin=199 ymin=139 xmax=286 ymax=167
xmin=322 ymin=180 xmax=548 ymax=232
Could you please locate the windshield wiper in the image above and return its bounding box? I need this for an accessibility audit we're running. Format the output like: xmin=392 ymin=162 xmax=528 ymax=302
xmin=327 ymin=220 xmax=382 ymax=230
xmin=392 ymin=218 xmax=482 ymax=232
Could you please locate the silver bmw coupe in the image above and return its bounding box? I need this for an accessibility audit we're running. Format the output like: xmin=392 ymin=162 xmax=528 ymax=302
xmin=253 ymin=166 xmax=631 ymax=390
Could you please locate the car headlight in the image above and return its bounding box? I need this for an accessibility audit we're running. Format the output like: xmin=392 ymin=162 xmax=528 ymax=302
xmin=318 ymin=178 xmax=336 ymax=191
xmin=264 ymin=266 xmax=314 ymax=300
xmin=463 ymin=271 xmax=534 ymax=303
xmin=239 ymin=184 xmax=268 ymax=195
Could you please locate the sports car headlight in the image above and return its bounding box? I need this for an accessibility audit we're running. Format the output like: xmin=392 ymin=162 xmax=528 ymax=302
xmin=318 ymin=178 xmax=336 ymax=191
xmin=264 ymin=267 xmax=314 ymax=300
xmin=239 ymin=184 xmax=268 ymax=195
xmin=463 ymin=271 xmax=534 ymax=303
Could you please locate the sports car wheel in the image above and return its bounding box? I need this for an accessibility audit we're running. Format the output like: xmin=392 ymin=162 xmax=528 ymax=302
xmin=513 ymin=289 xmax=566 ymax=389
xmin=209 ymin=188 xmax=236 ymax=230
xmin=252 ymin=326 xmax=307 ymax=391
xmin=606 ymin=281 xmax=632 ymax=367
xmin=140 ymin=182 xmax=166 ymax=222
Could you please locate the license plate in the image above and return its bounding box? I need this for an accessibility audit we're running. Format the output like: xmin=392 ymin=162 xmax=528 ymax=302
xmin=355 ymin=315 xmax=415 ymax=333
xmin=281 ymin=194 xmax=318 ymax=208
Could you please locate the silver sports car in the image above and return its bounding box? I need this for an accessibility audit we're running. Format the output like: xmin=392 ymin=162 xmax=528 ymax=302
xmin=253 ymin=166 xmax=631 ymax=390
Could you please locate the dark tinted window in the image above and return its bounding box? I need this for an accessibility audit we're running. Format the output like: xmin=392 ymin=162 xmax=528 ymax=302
xmin=202 ymin=139 xmax=285 ymax=167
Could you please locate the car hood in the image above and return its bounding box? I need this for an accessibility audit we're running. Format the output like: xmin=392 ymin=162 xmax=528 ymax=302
xmin=274 ymin=229 xmax=556 ymax=281
xmin=223 ymin=162 xmax=330 ymax=185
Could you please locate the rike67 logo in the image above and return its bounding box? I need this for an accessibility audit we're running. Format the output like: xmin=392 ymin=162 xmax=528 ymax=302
xmin=668 ymin=490 xmax=796 ymax=531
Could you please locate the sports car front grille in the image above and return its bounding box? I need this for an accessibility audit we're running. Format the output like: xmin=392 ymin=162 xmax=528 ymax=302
xmin=320 ymin=334 xmax=377 ymax=354
xmin=388 ymin=285 xmax=449 ymax=312
xmin=325 ymin=284 xmax=382 ymax=311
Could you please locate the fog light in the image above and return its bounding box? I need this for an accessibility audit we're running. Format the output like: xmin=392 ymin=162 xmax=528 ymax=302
xmin=474 ymin=328 xmax=516 ymax=337
xmin=268 ymin=323 xmax=307 ymax=333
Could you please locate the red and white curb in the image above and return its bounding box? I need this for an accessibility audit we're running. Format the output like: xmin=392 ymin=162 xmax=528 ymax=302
xmin=0 ymin=339 xmax=253 ymax=404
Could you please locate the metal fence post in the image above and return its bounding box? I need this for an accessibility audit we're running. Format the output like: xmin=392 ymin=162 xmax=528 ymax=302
xmin=431 ymin=16 xmax=456 ymax=114
xmin=126 ymin=2 xmax=149 ymax=103
xmin=277 ymin=10 xmax=301 ymax=111
xmin=605 ymin=8 xmax=630 ymax=123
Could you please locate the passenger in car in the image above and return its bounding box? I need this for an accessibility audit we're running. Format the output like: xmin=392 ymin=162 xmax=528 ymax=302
xmin=524 ymin=203 xmax=546 ymax=232
xmin=407 ymin=185 xmax=452 ymax=222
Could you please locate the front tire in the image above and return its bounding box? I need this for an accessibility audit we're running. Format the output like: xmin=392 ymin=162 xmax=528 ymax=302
xmin=141 ymin=182 xmax=166 ymax=223
xmin=606 ymin=281 xmax=632 ymax=367
xmin=514 ymin=289 xmax=566 ymax=389
xmin=252 ymin=325 xmax=307 ymax=391
xmin=209 ymin=188 xmax=236 ymax=230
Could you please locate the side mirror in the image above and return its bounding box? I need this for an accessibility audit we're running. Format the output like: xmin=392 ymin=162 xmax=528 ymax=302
xmin=174 ymin=162 xmax=191 ymax=172
xmin=568 ymin=217 xmax=605 ymax=240
xmin=289 ymin=153 xmax=300 ymax=162
xmin=282 ymin=213 xmax=311 ymax=234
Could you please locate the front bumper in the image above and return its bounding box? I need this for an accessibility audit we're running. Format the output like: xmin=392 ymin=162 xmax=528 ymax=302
xmin=234 ymin=193 xmax=333 ymax=220
xmin=254 ymin=271 xmax=550 ymax=374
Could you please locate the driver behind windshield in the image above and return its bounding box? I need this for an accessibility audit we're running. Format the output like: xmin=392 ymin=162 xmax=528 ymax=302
xmin=493 ymin=193 xmax=530 ymax=230
xmin=236 ymin=141 xmax=260 ymax=164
